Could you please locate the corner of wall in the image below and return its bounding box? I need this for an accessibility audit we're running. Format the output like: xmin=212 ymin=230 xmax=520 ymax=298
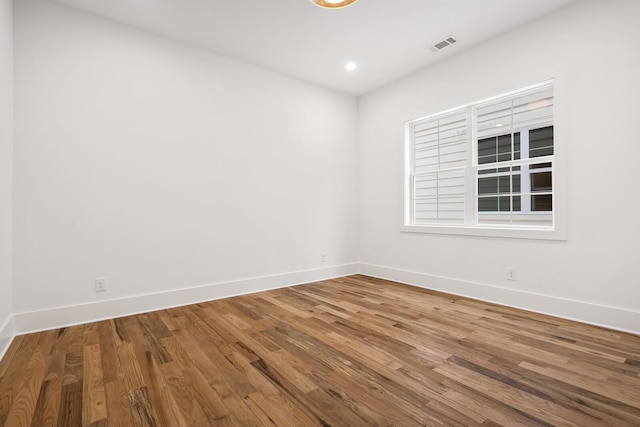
xmin=0 ymin=0 xmax=14 ymax=365
xmin=0 ymin=315 xmax=15 ymax=361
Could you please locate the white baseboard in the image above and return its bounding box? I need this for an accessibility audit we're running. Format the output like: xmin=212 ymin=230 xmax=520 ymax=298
xmin=358 ymin=263 xmax=640 ymax=336
xmin=7 ymin=261 xmax=638 ymax=346
xmin=0 ymin=315 xmax=14 ymax=361
xmin=13 ymin=263 xmax=358 ymax=335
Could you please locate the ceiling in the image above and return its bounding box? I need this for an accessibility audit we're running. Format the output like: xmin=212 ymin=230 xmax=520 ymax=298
xmin=49 ymin=0 xmax=577 ymax=96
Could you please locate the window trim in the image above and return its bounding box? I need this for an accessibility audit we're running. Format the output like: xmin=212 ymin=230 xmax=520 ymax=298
xmin=402 ymin=77 xmax=567 ymax=241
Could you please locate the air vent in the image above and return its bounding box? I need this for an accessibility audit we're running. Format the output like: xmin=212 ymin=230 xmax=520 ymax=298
xmin=428 ymin=36 xmax=457 ymax=52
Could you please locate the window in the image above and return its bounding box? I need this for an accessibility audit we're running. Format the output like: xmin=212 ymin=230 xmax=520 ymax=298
xmin=404 ymin=81 xmax=564 ymax=239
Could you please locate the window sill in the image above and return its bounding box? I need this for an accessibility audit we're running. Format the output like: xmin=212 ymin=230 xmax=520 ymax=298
xmin=401 ymin=224 xmax=566 ymax=241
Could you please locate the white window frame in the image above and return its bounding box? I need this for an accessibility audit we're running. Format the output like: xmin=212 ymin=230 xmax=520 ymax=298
xmin=402 ymin=78 xmax=566 ymax=241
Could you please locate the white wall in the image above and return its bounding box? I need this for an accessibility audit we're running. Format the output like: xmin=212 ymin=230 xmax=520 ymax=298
xmin=0 ymin=0 xmax=14 ymax=354
xmin=8 ymin=0 xmax=640 ymax=337
xmin=358 ymin=0 xmax=640 ymax=333
xmin=13 ymin=0 xmax=358 ymax=325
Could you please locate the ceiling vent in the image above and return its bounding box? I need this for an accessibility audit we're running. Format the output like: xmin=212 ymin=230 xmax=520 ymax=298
xmin=428 ymin=36 xmax=457 ymax=52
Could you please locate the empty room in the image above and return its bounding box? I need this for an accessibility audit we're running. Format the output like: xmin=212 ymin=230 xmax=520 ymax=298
xmin=1 ymin=0 xmax=639 ymax=425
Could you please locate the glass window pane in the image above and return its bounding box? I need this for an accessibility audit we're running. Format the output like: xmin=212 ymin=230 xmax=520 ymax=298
xmin=531 ymin=171 xmax=552 ymax=192
xmin=498 ymin=175 xmax=510 ymax=195
xmin=478 ymin=138 xmax=496 ymax=164
xmin=497 ymin=134 xmax=511 ymax=155
xmin=498 ymin=196 xmax=511 ymax=212
xmin=478 ymin=197 xmax=498 ymax=212
xmin=497 ymin=153 xmax=511 ymax=162
xmin=478 ymin=177 xmax=498 ymax=195
xmin=530 ymin=162 xmax=552 ymax=169
xmin=529 ymin=126 xmax=554 ymax=158
xmin=531 ymin=194 xmax=552 ymax=211
xmin=478 ymin=169 xmax=496 ymax=175
xmin=514 ymin=132 xmax=521 ymax=160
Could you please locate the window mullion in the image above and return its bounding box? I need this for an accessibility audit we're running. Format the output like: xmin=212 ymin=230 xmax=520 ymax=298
xmin=520 ymin=129 xmax=531 ymax=213
xmin=466 ymin=107 xmax=476 ymax=225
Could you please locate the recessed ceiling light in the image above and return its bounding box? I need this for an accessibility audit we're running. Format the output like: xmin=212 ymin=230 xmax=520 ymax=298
xmin=309 ymin=0 xmax=359 ymax=9
xmin=345 ymin=62 xmax=357 ymax=71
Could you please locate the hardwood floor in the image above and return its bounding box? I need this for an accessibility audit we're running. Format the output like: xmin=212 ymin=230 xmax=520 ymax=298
xmin=1 ymin=275 xmax=639 ymax=426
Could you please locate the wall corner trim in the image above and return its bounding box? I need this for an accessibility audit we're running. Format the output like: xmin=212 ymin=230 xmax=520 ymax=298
xmin=0 ymin=315 xmax=15 ymax=361
xmin=12 ymin=263 xmax=358 ymax=335
xmin=357 ymin=263 xmax=640 ymax=336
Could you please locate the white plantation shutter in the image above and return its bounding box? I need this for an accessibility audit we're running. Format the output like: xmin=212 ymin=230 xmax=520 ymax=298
xmin=476 ymin=87 xmax=553 ymax=139
xmin=411 ymin=110 xmax=467 ymax=224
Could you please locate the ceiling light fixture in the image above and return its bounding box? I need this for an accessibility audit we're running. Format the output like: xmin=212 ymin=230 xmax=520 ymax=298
xmin=309 ymin=0 xmax=359 ymax=9
xmin=345 ymin=62 xmax=357 ymax=71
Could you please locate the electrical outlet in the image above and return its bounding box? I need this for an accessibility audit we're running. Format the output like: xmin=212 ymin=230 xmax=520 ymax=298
xmin=95 ymin=277 xmax=107 ymax=292
xmin=321 ymin=252 xmax=327 ymax=262
xmin=506 ymin=268 xmax=516 ymax=281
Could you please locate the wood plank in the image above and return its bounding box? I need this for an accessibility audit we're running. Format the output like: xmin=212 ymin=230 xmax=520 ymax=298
xmin=127 ymin=386 xmax=160 ymax=427
xmin=104 ymin=380 xmax=134 ymax=427
xmin=115 ymin=343 xmax=145 ymax=394
xmin=82 ymin=343 xmax=107 ymax=425
xmin=61 ymin=326 xmax=85 ymax=386
xmin=57 ymin=380 xmax=83 ymax=427
xmin=97 ymin=321 xmax=119 ymax=385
